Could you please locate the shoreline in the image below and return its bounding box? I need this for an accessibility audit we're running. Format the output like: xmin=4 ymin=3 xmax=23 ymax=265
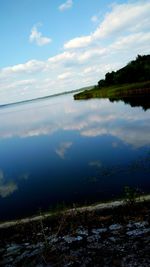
xmin=1 ymin=194 xmax=150 ymax=229
xmin=1 ymin=194 xmax=150 ymax=266
xmin=74 ymin=81 xmax=150 ymax=100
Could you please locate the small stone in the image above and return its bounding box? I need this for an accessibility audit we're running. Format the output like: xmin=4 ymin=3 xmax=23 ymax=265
xmin=7 ymin=244 xmax=21 ymax=253
xmin=29 ymin=242 xmax=44 ymax=249
xmin=127 ymin=222 xmax=134 ymax=229
xmin=76 ymin=236 xmax=83 ymax=241
xmin=47 ymin=234 xmax=59 ymax=243
xmin=5 ymin=244 xmax=21 ymax=257
xmin=63 ymin=235 xmax=83 ymax=244
xmin=109 ymin=224 xmax=122 ymax=231
xmin=92 ymin=228 xmax=107 ymax=235
xmin=126 ymin=228 xmax=150 ymax=237
xmin=134 ymin=221 xmax=149 ymax=228
xmin=76 ymin=228 xmax=88 ymax=236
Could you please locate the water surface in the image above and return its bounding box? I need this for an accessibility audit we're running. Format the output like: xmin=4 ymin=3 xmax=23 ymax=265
xmin=0 ymin=94 xmax=150 ymax=221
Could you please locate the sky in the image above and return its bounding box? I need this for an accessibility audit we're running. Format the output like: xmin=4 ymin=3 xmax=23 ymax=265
xmin=0 ymin=0 xmax=150 ymax=104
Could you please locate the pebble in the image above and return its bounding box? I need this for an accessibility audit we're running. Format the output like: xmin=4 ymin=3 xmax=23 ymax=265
xmin=63 ymin=235 xmax=83 ymax=244
xmin=126 ymin=228 xmax=150 ymax=237
xmin=1 ymin=219 xmax=150 ymax=267
xmin=92 ymin=228 xmax=107 ymax=234
xmin=7 ymin=244 xmax=21 ymax=253
xmin=109 ymin=223 xmax=122 ymax=231
xmin=76 ymin=228 xmax=88 ymax=236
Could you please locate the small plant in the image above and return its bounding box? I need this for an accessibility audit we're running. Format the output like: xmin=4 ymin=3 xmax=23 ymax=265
xmin=39 ymin=212 xmax=49 ymax=249
xmin=123 ymin=186 xmax=139 ymax=206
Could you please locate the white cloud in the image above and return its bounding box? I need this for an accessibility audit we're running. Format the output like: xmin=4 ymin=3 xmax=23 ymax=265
xmin=81 ymin=128 xmax=107 ymax=137
xmin=0 ymin=1 xmax=150 ymax=104
xmin=0 ymin=182 xmax=18 ymax=198
xmin=29 ymin=25 xmax=52 ymax=46
xmin=56 ymin=142 xmax=73 ymax=159
xmin=64 ymin=1 xmax=150 ymax=49
xmin=58 ymin=71 xmax=73 ymax=80
xmin=0 ymin=93 xmax=150 ymax=150
xmin=0 ymin=79 xmax=36 ymax=97
xmin=59 ymin=0 xmax=73 ymax=12
xmin=2 ymin=60 xmax=46 ymax=75
xmin=48 ymin=51 xmax=76 ymax=64
xmin=0 ymin=170 xmax=18 ymax=198
xmin=93 ymin=1 xmax=150 ymax=40
xmin=64 ymin=36 xmax=92 ymax=49
xmin=78 ymin=47 xmax=107 ymax=62
xmin=111 ymin=32 xmax=150 ymax=51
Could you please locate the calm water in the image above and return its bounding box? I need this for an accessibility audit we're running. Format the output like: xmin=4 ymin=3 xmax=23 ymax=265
xmin=0 ymin=94 xmax=150 ymax=221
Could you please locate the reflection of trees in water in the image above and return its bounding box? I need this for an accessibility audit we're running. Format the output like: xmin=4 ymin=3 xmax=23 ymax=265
xmin=87 ymin=151 xmax=150 ymax=183
xmin=110 ymin=96 xmax=150 ymax=111
xmin=103 ymin=151 xmax=150 ymax=178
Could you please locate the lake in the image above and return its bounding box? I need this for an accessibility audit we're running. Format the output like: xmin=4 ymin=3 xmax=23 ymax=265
xmin=0 ymin=94 xmax=150 ymax=221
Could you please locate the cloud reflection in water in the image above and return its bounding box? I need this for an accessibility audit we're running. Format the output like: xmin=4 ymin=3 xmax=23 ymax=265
xmin=0 ymin=170 xmax=18 ymax=198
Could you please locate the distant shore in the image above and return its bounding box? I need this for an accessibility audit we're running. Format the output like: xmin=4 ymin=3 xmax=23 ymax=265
xmin=0 ymin=86 xmax=93 ymax=109
xmin=74 ymin=81 xmax=150 ymax=100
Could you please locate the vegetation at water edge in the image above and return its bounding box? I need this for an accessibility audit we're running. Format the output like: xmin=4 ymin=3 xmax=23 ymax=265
xmin=74 ymin=55 xmax=150 ymax=100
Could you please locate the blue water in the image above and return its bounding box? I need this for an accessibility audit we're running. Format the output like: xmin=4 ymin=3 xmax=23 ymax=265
xmin=0 ymin=94 xmax=150 ymax=221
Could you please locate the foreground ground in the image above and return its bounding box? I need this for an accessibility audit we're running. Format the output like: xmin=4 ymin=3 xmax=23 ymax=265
xmin=0 ymin=199 xmax=150 ymax=267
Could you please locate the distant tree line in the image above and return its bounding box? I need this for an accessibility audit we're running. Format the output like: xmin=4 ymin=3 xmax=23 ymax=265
xmin=98 ymin=55 xmax=150 ymax=88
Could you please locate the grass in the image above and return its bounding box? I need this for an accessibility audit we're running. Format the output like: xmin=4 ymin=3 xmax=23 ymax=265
xmin=74 ymin=81 xmax=150 ymax=100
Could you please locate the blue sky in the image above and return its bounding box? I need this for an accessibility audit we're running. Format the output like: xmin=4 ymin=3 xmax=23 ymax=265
xmin=0 ymin=0 xmax=150 ymax=104
xmin=0 ymin=0 xmax=126 ymax=67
